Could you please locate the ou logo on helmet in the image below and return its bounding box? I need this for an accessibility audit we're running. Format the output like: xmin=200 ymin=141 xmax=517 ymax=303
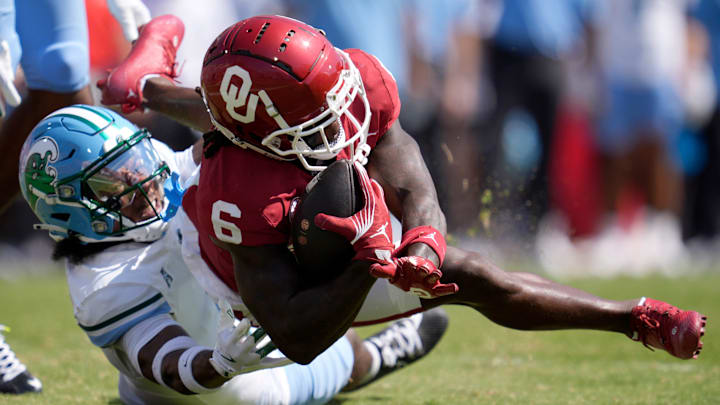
xmin=220 ymin=65 xmax=288 ymax=129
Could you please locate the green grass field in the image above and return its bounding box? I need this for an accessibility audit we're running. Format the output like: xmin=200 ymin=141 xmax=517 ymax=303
xmin=0 ymin=269 xmax=718 ymax=404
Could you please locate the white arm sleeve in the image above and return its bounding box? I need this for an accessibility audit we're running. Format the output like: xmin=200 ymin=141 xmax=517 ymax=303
xmin=118 ymin=313 xmax=225 ymax=393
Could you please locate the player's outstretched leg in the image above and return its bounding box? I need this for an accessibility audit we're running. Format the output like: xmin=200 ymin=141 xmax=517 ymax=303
xmin=630 ymin=298 xmax=706 ymax=359
xmin=430 ymin=247 xmax=706 ymax=360
xmin=0 ymin=325 xmax=42 ymax=394
xmin=345 ymin=307 xmax=448 ymax=391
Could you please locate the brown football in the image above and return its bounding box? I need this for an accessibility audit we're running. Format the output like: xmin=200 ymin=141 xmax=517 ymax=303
xmin=290 ymin=159 xmax=363 ymax=281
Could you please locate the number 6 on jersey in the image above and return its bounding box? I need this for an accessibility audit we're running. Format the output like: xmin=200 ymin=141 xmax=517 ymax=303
xmin=212 ymin=200 xmax=242 ymax=243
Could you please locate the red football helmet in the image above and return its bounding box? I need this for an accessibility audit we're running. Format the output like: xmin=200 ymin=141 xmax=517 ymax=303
xmin=200 ymin=15 xmax=371 ymax=171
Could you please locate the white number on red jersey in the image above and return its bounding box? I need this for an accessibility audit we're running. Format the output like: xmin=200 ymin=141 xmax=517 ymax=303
xmin=211 ymin=200 xmax=242 ymax=244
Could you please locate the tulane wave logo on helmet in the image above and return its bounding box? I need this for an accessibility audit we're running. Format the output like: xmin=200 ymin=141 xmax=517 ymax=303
xmin=23 ymin=137 xmax=59 ymax=210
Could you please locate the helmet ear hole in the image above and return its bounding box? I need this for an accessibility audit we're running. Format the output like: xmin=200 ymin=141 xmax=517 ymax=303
xmin=92 ymin=221 xmax=109 ymax=233
xmin=50 ymin=213 xmax=70 ymax=222
xmin=58 ymin=185 xmax=75 ymax=198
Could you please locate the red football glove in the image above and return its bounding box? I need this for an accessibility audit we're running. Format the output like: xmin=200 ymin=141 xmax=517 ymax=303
xmin=97 ymin=14 xmax=184 ymax=113
xmin=314 ymin=161 xmax=396 ymax=277
xmin=386 ymin=256 xmax=459 ymax=299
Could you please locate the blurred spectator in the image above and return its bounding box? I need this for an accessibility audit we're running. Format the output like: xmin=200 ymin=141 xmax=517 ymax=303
xmin=539 ymin=0 xmax=704 ymax=275
xmin=590 ymin=0 xmax=691 ymax=266
xmin=476 ymin=0 xmax=592 ymax=242
xmin=406 ymin=0 xmax=492 ymax=235
xmin=593 ymin=0 xmax=687 ymax=217
xmin=683 ymin=0 xmax=720 ymax=242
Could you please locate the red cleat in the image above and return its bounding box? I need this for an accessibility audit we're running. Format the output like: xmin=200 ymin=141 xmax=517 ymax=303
xmin=630 ymin=297 xmax=706 ymax=359
xmin=97 ymin=14 xmax=184 ymax=113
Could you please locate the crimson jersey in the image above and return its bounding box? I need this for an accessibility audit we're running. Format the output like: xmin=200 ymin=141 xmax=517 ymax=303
xmin=183 ymin=49 xmax=401 ymax=292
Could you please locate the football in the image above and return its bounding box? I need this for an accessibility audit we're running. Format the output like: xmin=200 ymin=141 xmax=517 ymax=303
xmin=290 ymin=159 xmax=363 ymax=281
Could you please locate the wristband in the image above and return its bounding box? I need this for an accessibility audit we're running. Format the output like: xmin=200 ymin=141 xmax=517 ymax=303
xmin=151 ymin=335 xmax=196 ymax=388
xmin=395 ymin=226 xmax=447 ymax=267
xmin=208 ymin=349 xmax=241 ymax=378
xmin=178 ymin=346 xmax=221 ymax=394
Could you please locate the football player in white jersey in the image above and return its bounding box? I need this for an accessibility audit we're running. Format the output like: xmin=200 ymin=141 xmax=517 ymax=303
xmin=17 ymin=104 xmax=448 ymax=405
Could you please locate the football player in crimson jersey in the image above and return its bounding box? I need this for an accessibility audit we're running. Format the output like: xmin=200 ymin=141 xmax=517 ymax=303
xmin=98 ymin=15 xmax=707 ymax=366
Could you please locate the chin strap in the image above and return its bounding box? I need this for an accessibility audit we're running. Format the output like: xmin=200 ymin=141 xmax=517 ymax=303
xmin=209 ymin=111 xmax=294 ymax=163
xmin=33 ymin=223 xmax=68 ymax=242
xmin=354 ymin=143 xmax=371 ymax=166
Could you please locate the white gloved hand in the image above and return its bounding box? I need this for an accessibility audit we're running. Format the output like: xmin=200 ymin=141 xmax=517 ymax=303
xmin=209 ymin=300 xmax=291 ymax=378
xmin=106 ymin=0 xmax=152 ymax=42
xmin=0 ymin=40 xmax=21 ymax=118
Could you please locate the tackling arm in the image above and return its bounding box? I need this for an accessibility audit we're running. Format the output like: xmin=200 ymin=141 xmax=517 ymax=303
xmin=132 ymin=321 xmax=224 ymax=394
xmin=219 ymin=240 xmax=376 ymax=364
xmin=118 ymin=313 xmax=282 ymax=395
xmin=117 ymin=315 xmax=226 ymax=394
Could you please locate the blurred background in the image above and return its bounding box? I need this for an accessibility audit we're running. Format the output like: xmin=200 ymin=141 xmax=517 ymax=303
xmin=3 ymin=0 xmax=720 ymax=280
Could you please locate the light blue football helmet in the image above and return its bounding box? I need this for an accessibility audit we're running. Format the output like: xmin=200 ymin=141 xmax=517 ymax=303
xmin=19 ymin=105 xmax=182 ymax=242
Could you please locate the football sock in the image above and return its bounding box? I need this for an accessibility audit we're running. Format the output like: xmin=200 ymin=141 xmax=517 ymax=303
xmin=355 ymin=341 xmax=382 ymax=386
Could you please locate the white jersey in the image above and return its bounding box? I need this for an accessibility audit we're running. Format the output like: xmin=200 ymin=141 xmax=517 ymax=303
xmin=63 ymin=143 xmax=334 ymax=405
xmin=65 ymin=141 xmax=214 ymax=348
xmin=66 ymin=228 xmax=217 ymax=347
xmin=64 ymin=143 xmax=222 ymax=404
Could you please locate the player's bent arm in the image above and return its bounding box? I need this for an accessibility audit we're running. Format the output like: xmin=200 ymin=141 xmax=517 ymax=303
xmin=119 ymin=314 xmax=228 ymax=394
xmin=367 ymin=120 xmax=447 ymax=264
xmin=221 ymin=241 xmax=376 ymax=364
xmin=142 ymin=78 xmax=212 ymax=132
